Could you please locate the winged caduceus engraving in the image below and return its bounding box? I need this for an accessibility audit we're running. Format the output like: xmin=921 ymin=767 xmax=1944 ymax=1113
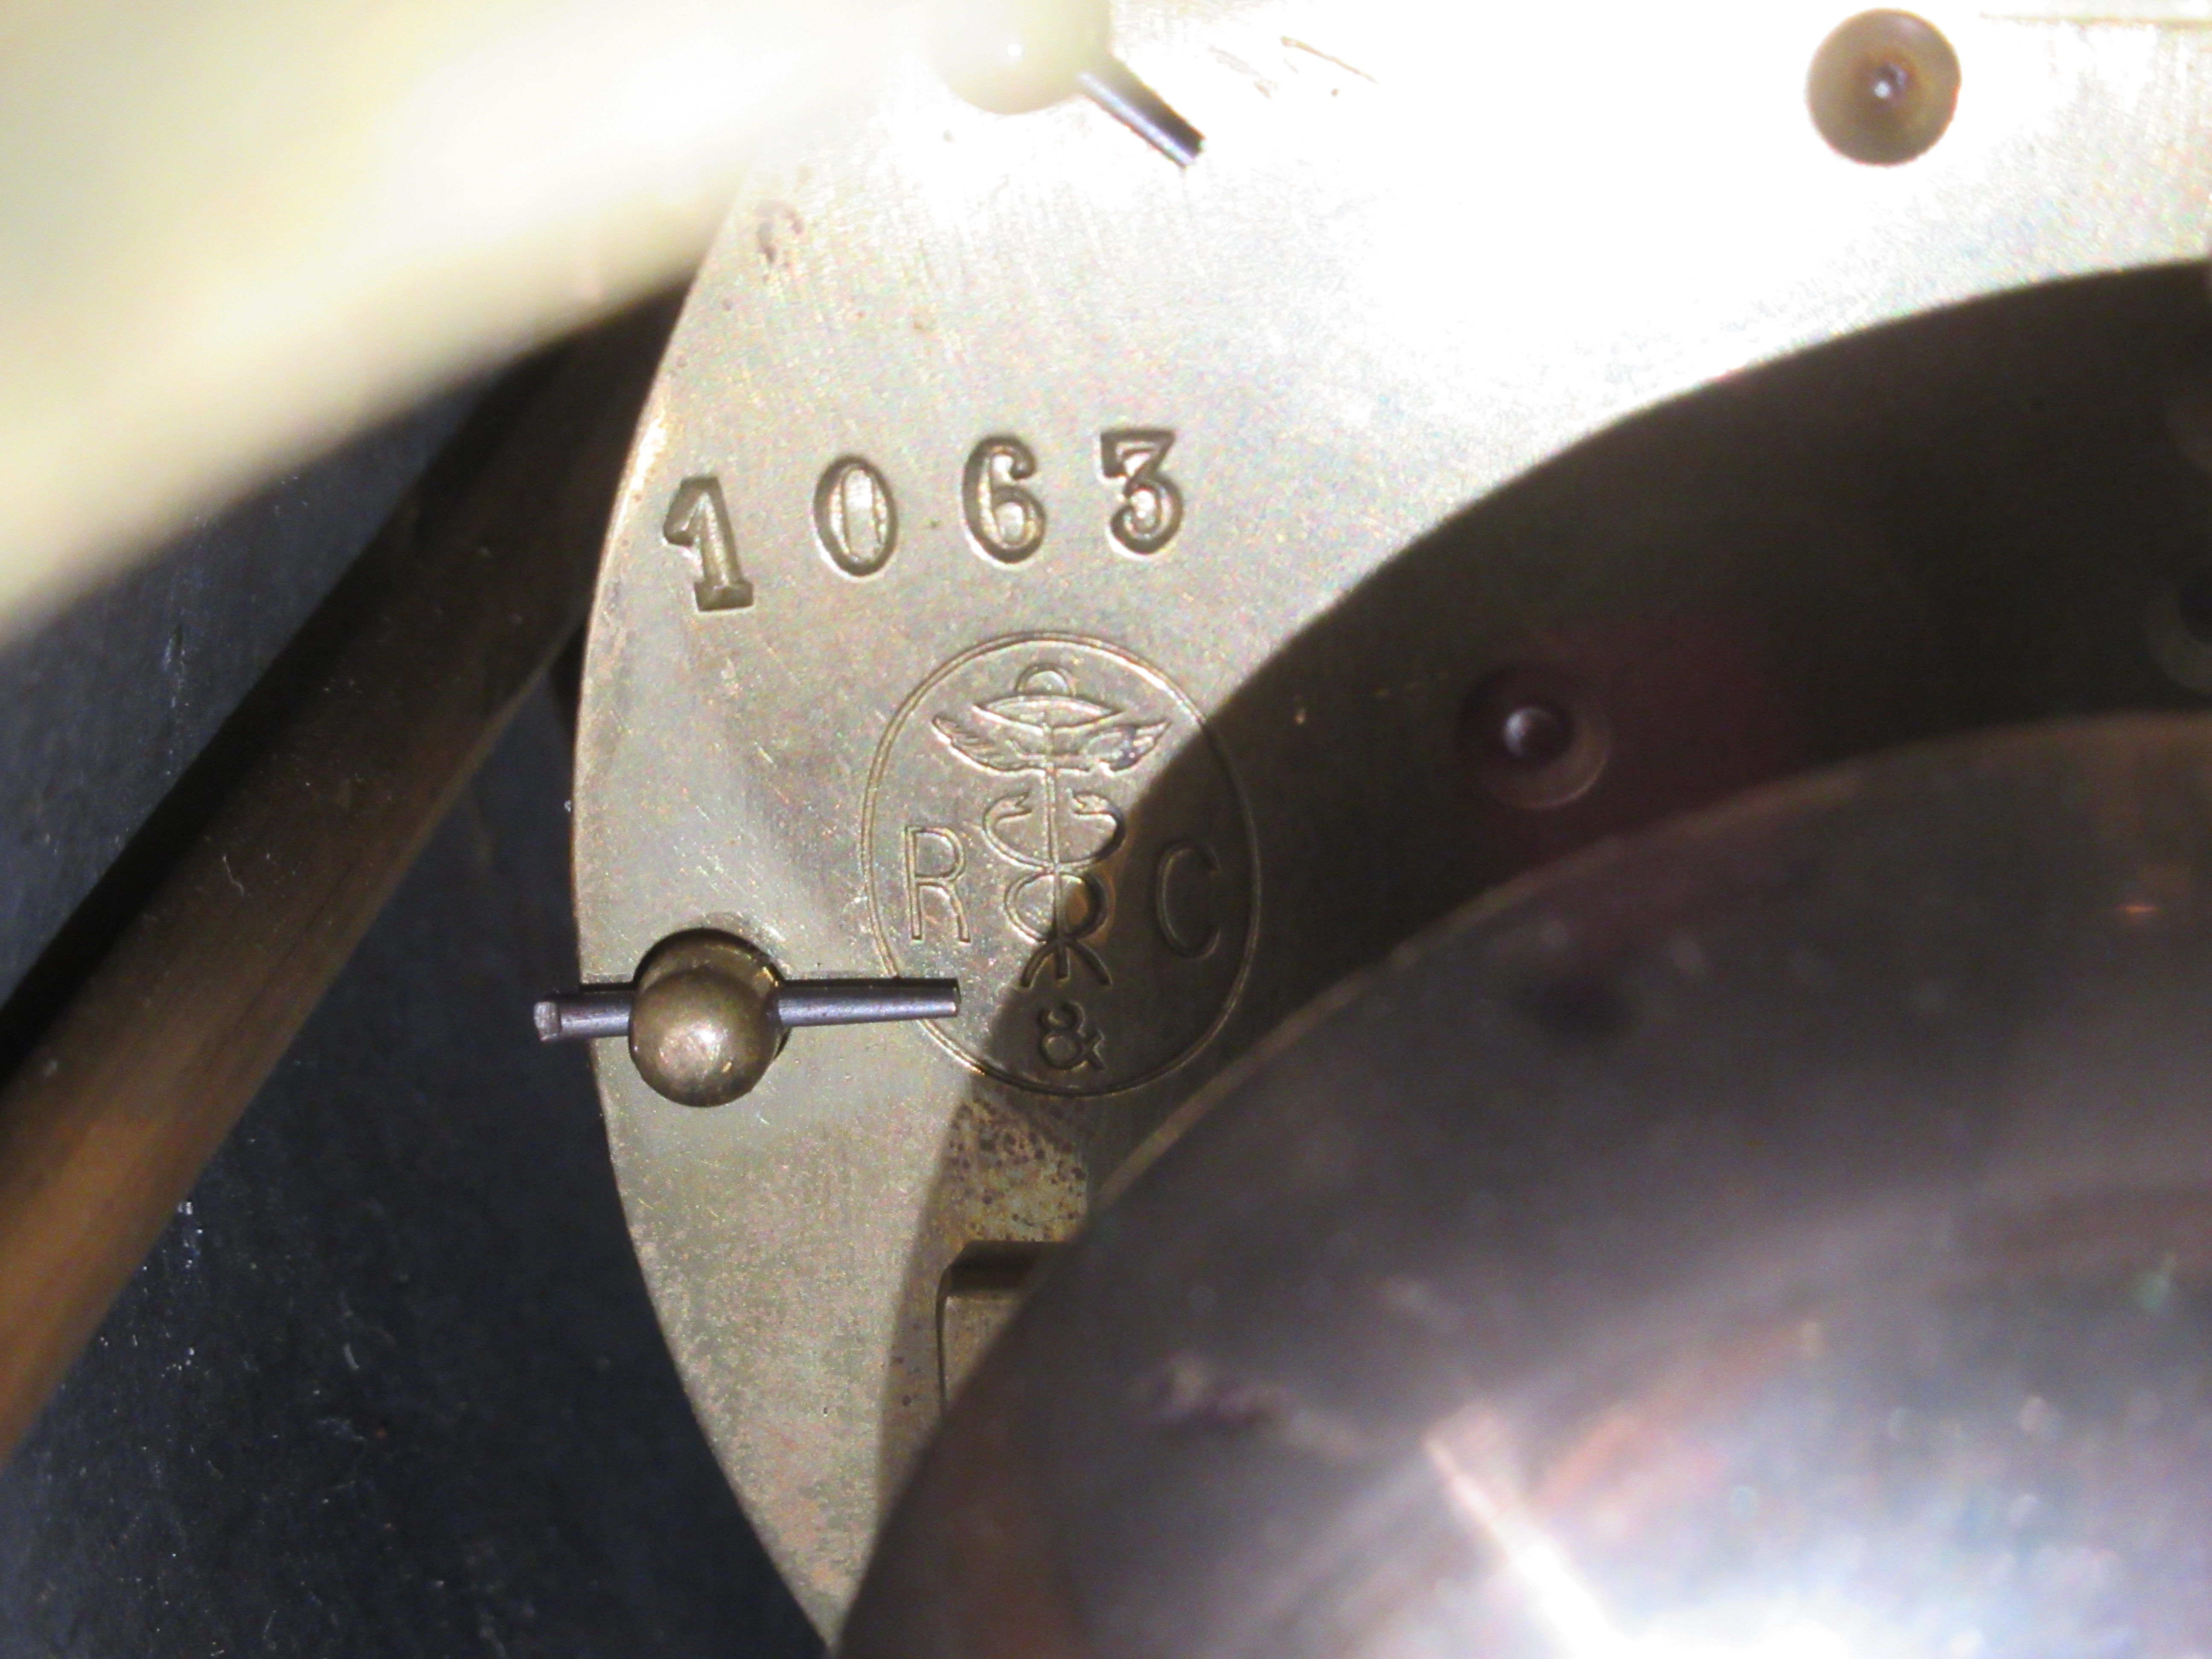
xmin=931 ymin=664 xmax=1167 ymax=986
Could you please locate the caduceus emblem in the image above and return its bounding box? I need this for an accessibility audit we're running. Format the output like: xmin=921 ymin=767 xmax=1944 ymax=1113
xmin=932 ymin=664 xmax=1168 ymax=987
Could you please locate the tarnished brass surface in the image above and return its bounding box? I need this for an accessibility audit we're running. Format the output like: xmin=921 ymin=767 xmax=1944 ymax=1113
xmin=574 ymin=0 xmax=2212 ymax=1631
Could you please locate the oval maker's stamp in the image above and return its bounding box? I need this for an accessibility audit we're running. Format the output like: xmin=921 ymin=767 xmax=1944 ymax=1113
xmin=864 ymin=635 xmax=1256 ymax=1095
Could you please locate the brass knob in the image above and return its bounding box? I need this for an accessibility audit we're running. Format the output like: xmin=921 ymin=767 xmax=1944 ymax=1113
xmin=627 ymin=932 xmax=785 ymax=1108
xmin=533 ymin=930 xmax=959 ymax=1107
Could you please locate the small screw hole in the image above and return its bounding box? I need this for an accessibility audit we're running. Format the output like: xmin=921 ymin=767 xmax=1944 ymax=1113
xmin=1460 ymin=666 xmax=1610 ymax=810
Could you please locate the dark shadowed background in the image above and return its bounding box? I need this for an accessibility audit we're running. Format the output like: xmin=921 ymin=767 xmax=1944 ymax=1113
xmin=0 ymin=404 xmax=820 ymax=1658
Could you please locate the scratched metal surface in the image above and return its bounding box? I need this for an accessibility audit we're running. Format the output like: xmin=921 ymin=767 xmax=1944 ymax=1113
xmin=573 ymin=0 xmax=2212 ymax=1630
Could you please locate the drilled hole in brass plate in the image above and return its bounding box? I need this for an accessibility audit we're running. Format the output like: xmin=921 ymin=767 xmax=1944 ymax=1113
xmin=1459 ymin=664 xmax=1612 ymax=810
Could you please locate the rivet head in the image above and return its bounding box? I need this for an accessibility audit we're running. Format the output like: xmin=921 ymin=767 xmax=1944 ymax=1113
xmin=627 ymin=931 xmax=784 ymax=1107
xmin=1807 ymin=11 xmax=1960 ymax=166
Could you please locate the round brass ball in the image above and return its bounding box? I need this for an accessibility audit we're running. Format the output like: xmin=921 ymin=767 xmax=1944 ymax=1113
xmin=627 ymin=932 xmax=785 ymax=1107
xmin=1807 ymin=11 xmax=1959 ymax=167
xmin=931 ymin=0 xmax=1110 ymax=115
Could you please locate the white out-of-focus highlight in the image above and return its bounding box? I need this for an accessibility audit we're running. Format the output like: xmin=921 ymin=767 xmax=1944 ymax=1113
xmin=0 ymin=0 xmax=905 ymax=639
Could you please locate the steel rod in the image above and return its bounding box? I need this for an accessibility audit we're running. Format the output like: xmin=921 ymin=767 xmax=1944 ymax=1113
xmin=533 ymin=987 xmax=634 ymax=1042
xmin=774 ymin=979 xmax=960 ymax=1028
xmin=1075 ymin=60 xmax=1204 ymax=167
xmin=533 ymin=976 xmax=961 ymax=1040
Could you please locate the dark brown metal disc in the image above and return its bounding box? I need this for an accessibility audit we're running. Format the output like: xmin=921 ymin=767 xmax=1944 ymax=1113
xmin=848 ymin=713 xmax=2212 ymax=1659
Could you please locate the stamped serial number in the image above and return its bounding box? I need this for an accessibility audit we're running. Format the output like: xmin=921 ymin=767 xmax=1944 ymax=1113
xmin=662 ymin=430 xmax=1182 ymax=611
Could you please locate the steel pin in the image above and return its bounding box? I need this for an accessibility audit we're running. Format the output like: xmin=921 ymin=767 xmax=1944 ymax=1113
xmin=533 ymin=986 xmax=633 ymax=1043
xmin=533 ymin=978 xmax=960 ymax=1044
xmin=536 ymin=931 xmax=957 ymax=1107
xmin=1076 ymin=58 xmax=1203 ymax=167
